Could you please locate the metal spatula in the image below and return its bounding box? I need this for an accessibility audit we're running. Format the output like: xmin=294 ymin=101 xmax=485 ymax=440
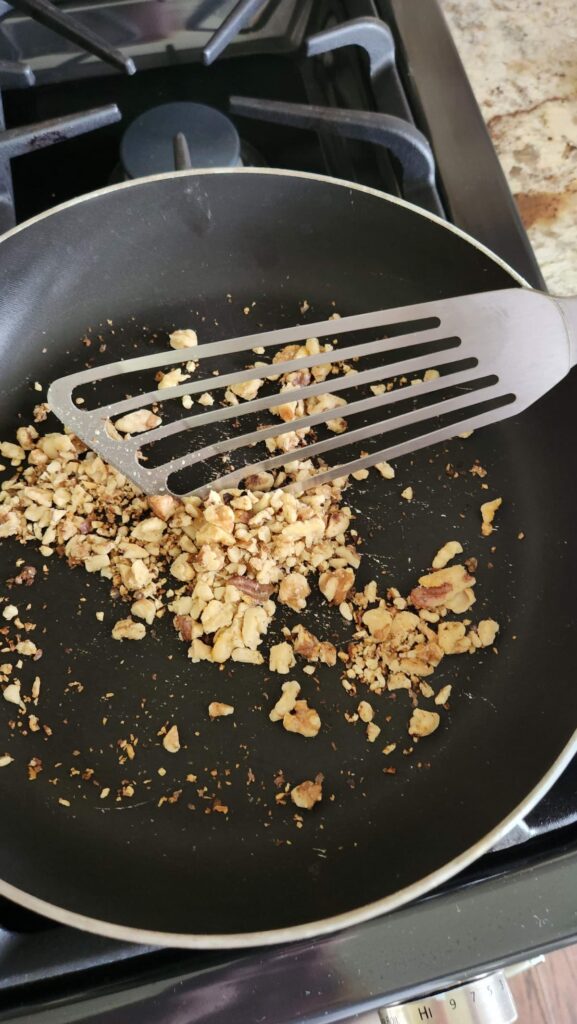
xmin=47 ymin=288 xmax=577 ymax=497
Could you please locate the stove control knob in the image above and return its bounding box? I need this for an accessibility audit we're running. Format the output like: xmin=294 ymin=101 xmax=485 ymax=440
xmin=379 ymin=971 xmax=517 ymax=1023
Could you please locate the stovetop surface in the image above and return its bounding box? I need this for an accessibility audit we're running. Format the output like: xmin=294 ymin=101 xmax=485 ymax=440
xmin=0 ymin=0 xmax=575 ymax=1017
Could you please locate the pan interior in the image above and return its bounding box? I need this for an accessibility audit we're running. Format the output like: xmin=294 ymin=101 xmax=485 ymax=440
xmin=0 ymin=171 xmax=575 ymax=940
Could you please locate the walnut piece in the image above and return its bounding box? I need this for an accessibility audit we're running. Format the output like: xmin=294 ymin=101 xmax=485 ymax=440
xmin=208 ymin=702 xmax=234 ymax=718
xmin=319 ymin=567 xmax=355 ymax=605
xmin=477 ymin=619 xmax=500 ymax=647
xmin=114 ymin=409 xmax=161 ymax=434
xmin=432 ymin=540 xmax=463 ymax=570
xmin=283 ymin=699 xmax=321 ymax=738
xmin=408 ymin=708 xmax=440 ymax=738
xmin=481 ymin=497 xmax=502 ymax=537
xmin=269 ymin=642 xmax=296 ymax=674
xmin=163 ymin=724 xmax=181 ymax=753
xmin=112 ymin=617 xmax=146 ymax=641
xmin=169 ymin=328 xmax=198 ymax=349
xmin=278 ymin=572 xmax=311 ymax=612
xmin=270 ymin=680 xmax=301 ymax=722
xmin=291 ymin=624 xmax=336 ymax=666
xmin=291 ymin=773 xmax=323 ymax=810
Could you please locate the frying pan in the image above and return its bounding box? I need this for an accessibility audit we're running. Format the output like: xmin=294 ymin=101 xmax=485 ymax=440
xmin=0 ymin=169 xmax=576 ymax=948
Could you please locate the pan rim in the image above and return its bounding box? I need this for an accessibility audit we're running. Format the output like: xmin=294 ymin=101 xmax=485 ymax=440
xmin=1 ymin=166 xmax=572 ymax=949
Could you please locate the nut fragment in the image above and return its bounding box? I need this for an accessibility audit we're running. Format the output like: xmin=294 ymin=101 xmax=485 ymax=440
xmin=269 ymin=642 xmax=296 ymax=674
xmin=291 ymin=773 xmax=323 ymax=810
xmin=278 ymin=572 xmax=311 ymax=612
xmin=432 ymin=540 xmax=463 ymax=570
xmin=112 ymin=617 xmax=146 ymax=641
xmin=208 ymin=702 xmax=234 ymax=718
xmin=357 ymin=700 xmax=374 ymax=723
xmin=319 ymin=567 xmax=354 ymax=605
xmin=270 ymin=680 xmax=301 ymax=722
xmin=481 ymin=497 xmax=502 ymax=537
xmin=169 ymin=328 xmax=198 ymax=349
xmin=477 ymin=619 xmax=499 ymax=647
xmin=283 ymin=699 xmax=321 ymax=738
xmin=408 ymin=708 xmax=440 ymax=738
xmin=114 ymin=409 xmax=161 ymax=434
xmin=163 ymin=724 xmax=181 ymax=753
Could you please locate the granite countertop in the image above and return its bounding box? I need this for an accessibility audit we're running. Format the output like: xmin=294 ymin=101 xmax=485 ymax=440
xmin=441 ymin=0 xmax=577 ymax=294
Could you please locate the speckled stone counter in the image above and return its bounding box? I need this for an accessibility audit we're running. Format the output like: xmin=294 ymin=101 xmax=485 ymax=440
xmin=440 ymin=0 xmax=577 ymax=293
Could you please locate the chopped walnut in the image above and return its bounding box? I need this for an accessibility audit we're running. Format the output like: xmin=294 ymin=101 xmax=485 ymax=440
xmin=208 ymin=702 xmax=234 ymax=718
xmin=270 ymin=680 xmax=301 ymax=722
xmin=435 ymin=684 xmax=452 ymax=706
xmin=163 ymin=724 xmax=181 ymax=753
xmin=114 ymin=409 xmax=161 ymax=434
xmin=112 ymin=617 xmax=146 ymax=641
xmin=432 ymin=540 xmax=463 ymax=570
xmin=410 ymin=565 xmax=475 ymax=610
xmin=157 ymin=367 xmax=190 ymax=390
xmin=283 ymin=699 xmax=321 ymax=738
xmin=366 ymin=722 xmax=381 ymax=743
xmin=269 ymin=642 xmax=296 ymax=674
xmin=409 ymin=708 xmax=440 ymax=738
xmin=375 ymin=461 xmax=395 ymax=479
xmin=481 ymin=497 xmax=502 ymax=537
xmin=278 ymin=572 xmax=311 ymax=612
xmin=291 ymin=624 xmax=336 ymax=666
xmin=169 ymin=328 xmax=198 ymax=349
xmin=148 ymin=494 xmax=179 ymax=520
xmin=477 ymin=619 xmax=500 ymax=647
xmin=319 ymin=567 xmax=355 ymax=605
xmin=357 ymin=700 xmax=374 ymax=723
xmin=438 ymin=621 xmax=469 ymax=655
xmin=291 ymin=773 xmax=323 ymax=810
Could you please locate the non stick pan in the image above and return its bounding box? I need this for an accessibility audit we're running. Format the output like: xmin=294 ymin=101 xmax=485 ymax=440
xmin=0 ymin=169 xmax=576 ymax=948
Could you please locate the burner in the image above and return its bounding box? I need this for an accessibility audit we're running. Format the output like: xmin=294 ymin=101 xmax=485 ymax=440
xmin=120 ymin=102 xmax=242 ymax=178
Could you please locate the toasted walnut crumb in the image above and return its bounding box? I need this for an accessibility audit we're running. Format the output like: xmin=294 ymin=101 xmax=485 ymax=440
xmin=432 ymin=540 xmax=463 ymax=570
xmin=58 ymin=798 xmax=71 ymax=807
xmin=112 ymin=618 xmax=146 ymax=641
xmin=409 ymin=708 xmax=440 ymax=738
xmin=0 ymin=754 xmax=14 ymax=767
xmin=366 ymin=722 xmax=381 ymax=743
xmin=169 ymin=328 xmax=198 ymax=349
xmin=375 ymin=461 xmax=395 ymax=479
xmin=114 ymin=409 xmax=162 ymax=434
xmin=319 ymin=567 xmax=355 ymax=605
xmin=3 ymin=682 xmax=23 ymax=708
xmin=481 ymin=497 xmax=502 ymax=537
xmin=208 ymin=702 xmax=234 ymax=718
xmin=382 ymin=743 xmax=396 ymax=755
xmin=283 ymin=699 xmax=321 ymax=738
xmin=270 ymin=680 xmax=301 ymax=722
xmin=291 ymin=773 xmax=323 ymax=810
xmin=401 ymin=486 xmax=413 ymax=501
xmin=435 ymin=684 xmax=452 ymax=706
xmin=269 ymin=642 xmax=296 ymax=674
xmin=357 ymin=700 xmax=374 ymax=723
xmin=2 ymin=604 xmax=18 ymax=621
xmin=278 ymin=572 xmax=311 ymax=612
xmin=477 ymin=619 xmax=499 ymax=647
xmin=163 ymin=725 xmax=181 ymax=753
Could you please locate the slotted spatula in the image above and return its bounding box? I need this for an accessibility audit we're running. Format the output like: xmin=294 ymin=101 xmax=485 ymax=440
xmin=47 ymin=288 xmax=577 ymax=497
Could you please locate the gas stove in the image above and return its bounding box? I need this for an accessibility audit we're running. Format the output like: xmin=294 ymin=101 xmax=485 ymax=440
xmin=0 ymin=2 xmax=576 ymax=1022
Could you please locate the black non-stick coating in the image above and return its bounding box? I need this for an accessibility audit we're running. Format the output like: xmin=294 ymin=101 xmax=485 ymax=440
xmin=0 ymin=170 xmax=575 ymax=944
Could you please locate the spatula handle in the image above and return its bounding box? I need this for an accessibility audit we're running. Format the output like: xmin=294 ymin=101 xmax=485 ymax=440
xmin=557 ymin=297 xmax=577 ymax=367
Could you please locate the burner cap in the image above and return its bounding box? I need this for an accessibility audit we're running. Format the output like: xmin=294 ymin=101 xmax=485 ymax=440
xmin=120 ymin=102 xmax=241 ymax=179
